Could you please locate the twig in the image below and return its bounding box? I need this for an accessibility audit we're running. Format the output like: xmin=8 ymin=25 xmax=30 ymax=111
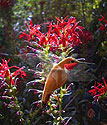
xmin=64 ymin=92 xmax=78 ymax=110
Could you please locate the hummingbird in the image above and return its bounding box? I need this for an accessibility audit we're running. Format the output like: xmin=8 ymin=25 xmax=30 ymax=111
xmin=41 ymin=57 xmax=94 ymax=106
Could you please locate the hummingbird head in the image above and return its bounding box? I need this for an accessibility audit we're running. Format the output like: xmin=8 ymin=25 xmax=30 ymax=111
xmin=64 ymin=57 xmax=95 ymax=71
xmin=62 ymin=57 xmax=78 ymax=70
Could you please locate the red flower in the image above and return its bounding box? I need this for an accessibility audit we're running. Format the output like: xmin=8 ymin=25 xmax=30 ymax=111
xmin=0 ymin=59 xmax=26 ymax=86
xmin=19 ymin=16 xmax=84 ymax=51
xmin=39 ymin=34 xmax=47 ymax=46
xmin=98 ymin=14 xmax=107 ymax=31
xmin=88 ymin=77 xmax=107 ymax=101
xmin=0 ymin=0 xmax=14 ymax=9
xmin=79 ymin=30 xmax=93 ymax=43
xmin=19 ymin=21 xmax=42 ymax=42
xmin=99 ymin=24 xmax=106 ymax=31
xmin=40 ymin=1 xmax=45 ymax=5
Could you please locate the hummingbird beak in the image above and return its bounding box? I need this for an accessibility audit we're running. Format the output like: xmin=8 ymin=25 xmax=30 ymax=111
xmin=78 ymin=61 xmax=95 ymax=65
xmin=76 ymin=58 xmax=95 ymax=65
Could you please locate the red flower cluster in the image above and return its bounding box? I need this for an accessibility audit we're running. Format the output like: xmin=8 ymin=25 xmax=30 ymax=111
xmin=0 ymin=59 xmax=26 ymax=86
xmin=98 ymin=14 xmax=107 ymax=31
xmin=19 ymin=16 xmax=84 ymax=50
xmin=0 ymin=0 xmax=14 ymax=9
xmin=40 ymin=1 xmax=45 ymax=5
xmin=79 ymin=30 xmax=93 ymax=43
xmin=88 ymin=77 xmax=107 ymax=101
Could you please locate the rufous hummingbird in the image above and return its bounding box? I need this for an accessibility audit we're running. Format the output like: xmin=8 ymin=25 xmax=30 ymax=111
xmin=41 ymin=57 xmax=93 ymax=106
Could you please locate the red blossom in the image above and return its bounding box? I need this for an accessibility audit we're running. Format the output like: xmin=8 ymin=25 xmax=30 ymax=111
xmin=99 ymin=24 xmax=106 ymax=31
xmin=0 ymin=0 xmax=14 ymax=9
xmin=12 ymin=67 xmax=26 ymax=78
xmin=79 ymin=30 xmax=93 ymax=43
xmin=40 ymin=1 xmax=45 ymax=5
xmin=98 ymin=14 xmax=107 ymax=31
xmin=88 ymin=77 xmax=107 ymax=101
xmin=0 ymin=59 xmax=26 ymax=86
xmin=19 ymin=16 xmax=84 ymax=50
xmin=19 ymin=21 xmax=41 ymax=42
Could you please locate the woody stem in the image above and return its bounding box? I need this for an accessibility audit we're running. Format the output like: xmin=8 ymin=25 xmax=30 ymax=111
xmin=59 ymin=86 xmax=63 ymax=123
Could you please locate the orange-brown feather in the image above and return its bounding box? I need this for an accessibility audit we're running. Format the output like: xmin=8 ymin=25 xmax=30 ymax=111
xmin=41 ymin=57 xmax=79 ymax=105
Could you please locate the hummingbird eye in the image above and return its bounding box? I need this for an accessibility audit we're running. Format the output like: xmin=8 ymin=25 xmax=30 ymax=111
xmin=70 ymin=60 xmax=75 ymax=63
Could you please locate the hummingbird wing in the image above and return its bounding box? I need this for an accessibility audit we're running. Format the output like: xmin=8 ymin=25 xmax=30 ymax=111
xmin=42 ymin=66 xmax=68 ymax=104
xmin=51 ymin=66 xmax=68 ymax=88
